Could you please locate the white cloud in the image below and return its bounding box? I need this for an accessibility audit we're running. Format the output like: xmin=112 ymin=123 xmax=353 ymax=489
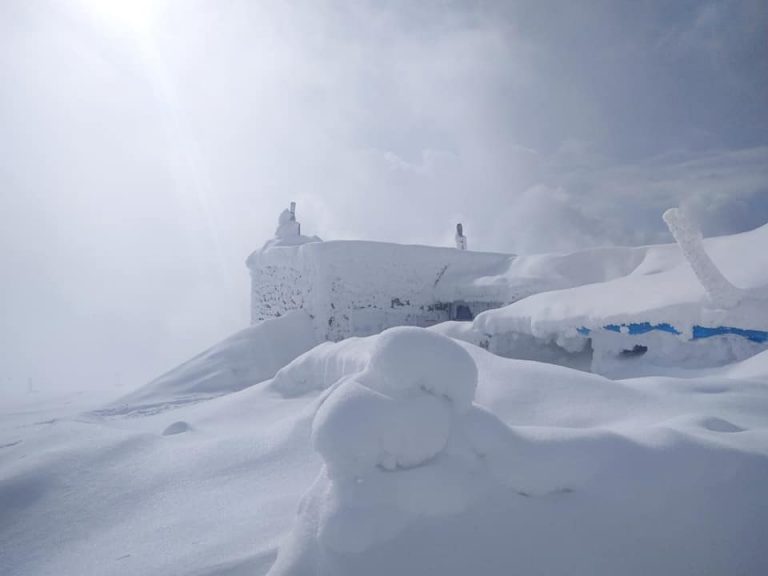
xmin=1 ymin=0 xmax=767 ymax=392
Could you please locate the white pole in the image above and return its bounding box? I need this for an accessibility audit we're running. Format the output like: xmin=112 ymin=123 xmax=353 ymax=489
xmin=663 ymin=207 xmax=742 ymax=309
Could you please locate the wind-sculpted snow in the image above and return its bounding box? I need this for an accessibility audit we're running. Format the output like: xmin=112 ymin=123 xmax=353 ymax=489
xmin=472 ymin=222 xmax=768 ymax=376
xmin=269 ymin=328 xmax=499 ymax=572
xmin=312 ymin=328 xmax=476 ymax=477
xmin=361 ymin=327 xmax=477 ymax=411
xmin=267 ymin=328 xmax=768 ymax=576
xmin=2 ymin=326 xmax=768 ymax=576
xmin=270 ymin=336 xmax=375 ymax=397
xmin=102 ymin=311 xmax=318 ymax=415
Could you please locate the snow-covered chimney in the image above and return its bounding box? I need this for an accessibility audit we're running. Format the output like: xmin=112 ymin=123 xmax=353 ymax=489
xmin=455 ymin=223 xmax=467 ymax=250
xmin=663 ymin=207 xmax=743 ymax=309
xmin=276 ymin=202 xmax=301 ymax=239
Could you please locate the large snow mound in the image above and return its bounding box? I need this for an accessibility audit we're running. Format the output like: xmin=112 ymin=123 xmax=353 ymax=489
xmin=268 ymin=328 xmax=768 ymax=576
xmin=270 ymin=335 xmax=375 ymax=398
xmin=269 ymin=329 xmax=494 ymax=572
xmin=104 ymin=310 xmax=318 ymax=414
xmin=313 ymin=328 xmax=475 ymax=473
xmin=361 ymin=327 xmax=477 ymax=410
xmin=3 ymin=329 xmax=768 ymax=576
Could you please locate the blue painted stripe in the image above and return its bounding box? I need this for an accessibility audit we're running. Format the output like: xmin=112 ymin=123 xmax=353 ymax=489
xmin=575 ymin=323 xmax=767 ymax=344
xmin=692 ymin=325 xmax=768 ymax=343
xmin=625 ymin=322 xmax=680 ymax=335
xmin=596 ymin=322 xmax=682 ymax=335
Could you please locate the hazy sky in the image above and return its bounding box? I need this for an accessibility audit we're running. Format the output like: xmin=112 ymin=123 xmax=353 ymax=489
xmin=2 ymin=0 xmax=767 ymax=394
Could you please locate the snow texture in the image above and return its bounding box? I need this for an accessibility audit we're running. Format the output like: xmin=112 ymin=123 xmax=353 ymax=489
xmin=472 ymin=222 xmax=768 ymax=376
xmin=3 ymin=223 xmax=768 ymax=576
xmin=260 ymin=207 xmax=322 ymax=251
xmin=249 ymin=212 xmax=768 ymax=377
xmin=2 ymin=323 xmax=768 ymax=576
xmin=313 ymin=328 xmax=476 ymax=474
xmin=104 ymin=310 xmax=318 ymax=414
xmin=269 ymin=328 xmax=494 ymax=572
xmin=267 ymin=328 xmax=768 ymax=576
xmin=247 ymin=240 xmax=516 ymax=339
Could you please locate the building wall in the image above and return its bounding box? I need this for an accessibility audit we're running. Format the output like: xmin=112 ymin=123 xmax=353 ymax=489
xmin=249 ymin=264 xmax=307 ymax=324
xmin=247 ymin=240 xmax=514 ymax=341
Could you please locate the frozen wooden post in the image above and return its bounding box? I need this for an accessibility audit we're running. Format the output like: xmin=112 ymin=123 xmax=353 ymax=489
xmin=289 ymin=201 xmax=300 ymax=234
xmin=276 ymin=202 xmax=301 ymax=238
xmin=455 ymin=223 xmax=467 ymax=250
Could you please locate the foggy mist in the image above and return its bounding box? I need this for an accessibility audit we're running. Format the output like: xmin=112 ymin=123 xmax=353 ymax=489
xmin=2 ymin=0 xmax=767 ymax=393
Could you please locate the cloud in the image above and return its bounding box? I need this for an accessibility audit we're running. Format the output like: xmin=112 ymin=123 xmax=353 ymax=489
xmin=1 ymin=0 xmax=767 ymax=392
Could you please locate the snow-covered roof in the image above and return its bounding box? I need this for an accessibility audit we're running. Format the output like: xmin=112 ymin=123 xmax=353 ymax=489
xmin=475 ymin=223 xmax=768 ymax=340
xmin=248 ymin=238 xmax=518 ymax=304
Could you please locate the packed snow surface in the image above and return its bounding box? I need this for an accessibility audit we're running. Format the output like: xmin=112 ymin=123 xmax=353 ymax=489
xmin=103 ymin=310 xmax=317 ymax=414
xmin=3 ymin=323 xmax=767 ymax=576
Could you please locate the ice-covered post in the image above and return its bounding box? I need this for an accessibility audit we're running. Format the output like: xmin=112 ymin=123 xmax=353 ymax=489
xmin=455 ymin=223 xmax=467 ymax=250
xmin=276 ymin=203 xmax=301 ymax=238
xmin=663 ymin=207 xmax=742 ymax=309
xmin=289 ymin=201 xmax=300 ymax=234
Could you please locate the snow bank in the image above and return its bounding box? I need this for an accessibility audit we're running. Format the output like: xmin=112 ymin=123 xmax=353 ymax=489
xmin=105 ymin=310 xmax=318 ymax=414
xmin=268 ymin=328 xmax=768 ymax=576
xmin=270 ymin=336 xmax=375 ymax=397
xmin=269 ymin=328 xmax=498 ymax=572
xmin=473 ymin=222 xmax=768 ymax=376
xmin=492 ymin=243 xmax=653 ymax=293
xmin=4 ymin=327 xmax=768 ymax=576
xmin=0 ymin=375 xmax=323 ymax=576
xmin=360 ymin=327 xmax=477 ymax=410
xmin=718 ymin=348 xmax=768 ymax=381
xmin=313 ymin=328 xmax=476 ymax=476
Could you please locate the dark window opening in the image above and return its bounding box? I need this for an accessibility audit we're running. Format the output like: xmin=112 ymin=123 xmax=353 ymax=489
xmin=620 ymin=344 xmax=648 ymax=357
xmin=454 ymin=304 xmax=473 ymax=321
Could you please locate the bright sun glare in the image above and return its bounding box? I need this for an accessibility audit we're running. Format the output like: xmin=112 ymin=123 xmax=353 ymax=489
xmin=76 ymin=0 xmax=161 ymax=36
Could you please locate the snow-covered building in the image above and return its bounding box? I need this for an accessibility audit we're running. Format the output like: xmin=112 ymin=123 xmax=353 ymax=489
xmin=246 ymin=206 xmax=523 ymax=341
xmin=247 ymin=204 xmax=768 ymax=376
xmin=473 ymin=210 xmax=768 ymax=376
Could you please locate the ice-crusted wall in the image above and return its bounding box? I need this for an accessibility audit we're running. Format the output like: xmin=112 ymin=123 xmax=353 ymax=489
xmin=249 ymin=265 xmax=307 ymax=324
xmin=246 ymin=240 xmax=514 ymax=341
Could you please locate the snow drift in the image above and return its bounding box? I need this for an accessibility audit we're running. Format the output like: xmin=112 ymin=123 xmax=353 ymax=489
xmin=2 ymin=324 xmax=768 ymax=576
xmin=269 ymin=328 xmax=495 ymax=574
xmin=472 ymin=222 xmax=768 ymax=376
xmin=268 ymin=328 xmax=768 ymax=576
xmin=103 ymin=310 xmax=317 ymax=415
